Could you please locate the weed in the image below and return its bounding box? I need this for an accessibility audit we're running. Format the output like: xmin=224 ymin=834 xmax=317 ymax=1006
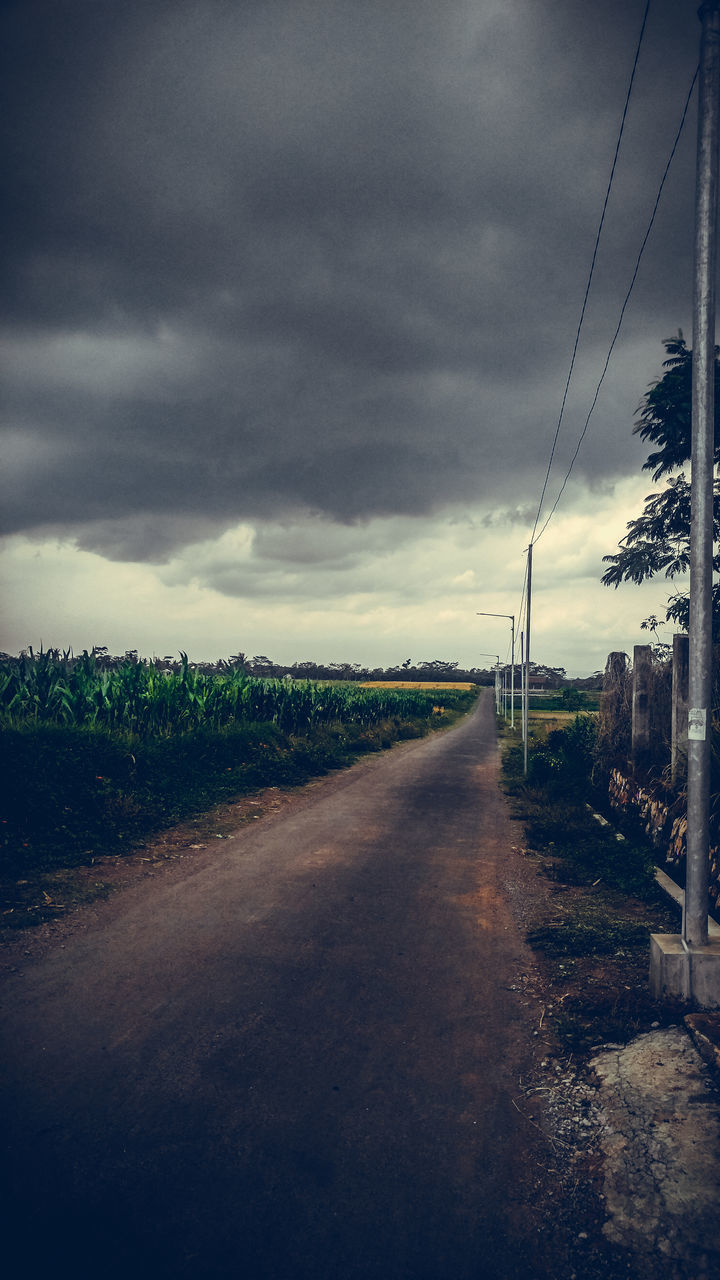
xmin=502 ymin=706 xmax=683 ymax=1056
xmin=551 ymin=989 xmax=682 ymax=1054
xmin=527 ymin=914 xmax=651 ymax=958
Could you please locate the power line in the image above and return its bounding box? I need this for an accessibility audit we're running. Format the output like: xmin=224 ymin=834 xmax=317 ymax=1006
xmin=529 ymin=0 xmax=653 ymax=545
xmin=533 ymin=63 xmax=698 ymax=545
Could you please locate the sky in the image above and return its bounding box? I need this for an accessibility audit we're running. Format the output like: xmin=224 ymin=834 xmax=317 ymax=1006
xmin=0 ymin=0 xmax=708 ymax=675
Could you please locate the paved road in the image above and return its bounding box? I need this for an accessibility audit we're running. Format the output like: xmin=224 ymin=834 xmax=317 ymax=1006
xmin=1 ymin=691 xmax=552 ymax=1279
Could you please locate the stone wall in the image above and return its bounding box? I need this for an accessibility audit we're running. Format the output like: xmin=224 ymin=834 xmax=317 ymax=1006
xmin=608 ymin=767 xmax=720 ymax=913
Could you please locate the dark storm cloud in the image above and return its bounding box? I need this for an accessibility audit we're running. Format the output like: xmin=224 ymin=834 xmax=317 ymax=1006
xmin=0 ymin=0 xmax=702 ymax=561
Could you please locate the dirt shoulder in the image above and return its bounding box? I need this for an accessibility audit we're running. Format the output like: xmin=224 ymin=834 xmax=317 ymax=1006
xmin=497 ymin=725 xmax=720 ymax=1280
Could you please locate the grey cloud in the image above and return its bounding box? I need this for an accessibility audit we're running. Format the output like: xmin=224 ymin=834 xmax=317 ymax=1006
xmin=0 ymin=0 xmax=702 ymax=568
xmin=157 ymin=510 xmax=472 ymax=603
xmin=71 ymin=515 xmax=229 ymax=564
xmin=480 ymin=506 xmax=536 ymax=530
xmin=250 ymin=519 xmax=405 ymax=569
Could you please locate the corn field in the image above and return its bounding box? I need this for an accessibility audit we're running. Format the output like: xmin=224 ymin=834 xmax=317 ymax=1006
xmin=0 ymin=650 xmax=459 ymax=738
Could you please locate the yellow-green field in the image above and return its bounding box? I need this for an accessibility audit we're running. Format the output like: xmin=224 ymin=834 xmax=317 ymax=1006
xmin=360 ymin=681 xmax=476 ymax=690
xmin=529 ymin=709 xmax=597 ymax=724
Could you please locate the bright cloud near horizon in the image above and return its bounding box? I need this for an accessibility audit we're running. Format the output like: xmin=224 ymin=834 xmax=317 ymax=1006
xmin=0 ymin=0 xmax=704 ymax=676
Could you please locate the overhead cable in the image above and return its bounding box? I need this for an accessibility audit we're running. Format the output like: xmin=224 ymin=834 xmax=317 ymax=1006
xmin=529 ymin=0 xmax=653 ymax=545
xmin=533 ymin=63 xmax=699 ymax=545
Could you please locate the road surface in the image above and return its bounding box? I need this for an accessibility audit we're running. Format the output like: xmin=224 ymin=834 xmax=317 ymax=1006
xmin=1 ymin=690 xmax=555 ymax=1279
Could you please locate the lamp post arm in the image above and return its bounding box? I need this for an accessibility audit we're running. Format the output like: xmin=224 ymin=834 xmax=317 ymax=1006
xmin=476 ymin=613 xmax=516 ymax=728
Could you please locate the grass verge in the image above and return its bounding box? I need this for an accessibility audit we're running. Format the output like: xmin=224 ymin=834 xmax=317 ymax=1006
xmin=501 ymin=714 xmax=684 ymax=1054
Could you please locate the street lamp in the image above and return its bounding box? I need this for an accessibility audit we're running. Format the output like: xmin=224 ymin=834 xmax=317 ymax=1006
xmin=477 ymin=612 xmax=515 ymax=728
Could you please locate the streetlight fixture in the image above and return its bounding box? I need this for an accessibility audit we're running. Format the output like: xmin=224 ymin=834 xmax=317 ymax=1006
xmin=477 ymin=613 xmax=515 ymax=728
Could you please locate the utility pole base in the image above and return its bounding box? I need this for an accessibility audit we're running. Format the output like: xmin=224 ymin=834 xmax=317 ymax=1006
xmin=650 ymin=934 xmax=720 ymax=1008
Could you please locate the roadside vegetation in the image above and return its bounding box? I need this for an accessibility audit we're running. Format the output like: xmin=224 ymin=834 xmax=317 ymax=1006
xmin=502 ymin=709 xmax=683 ymax=1053
xmin=528 ymin=689 xmax=600 ymax=712
xmin=0 ymin=649 xmax=478 ymax=930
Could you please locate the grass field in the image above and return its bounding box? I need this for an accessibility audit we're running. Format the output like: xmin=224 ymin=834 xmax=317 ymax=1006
xmin=529 ymin=709 xmax=594 ymax=726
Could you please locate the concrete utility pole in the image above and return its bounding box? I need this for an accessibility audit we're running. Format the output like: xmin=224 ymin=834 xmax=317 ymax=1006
xmin=686 ymin=0 xmax=720 ymax=949
xmin=523 ymin=544 xmax=533 ymax=776
xmin=651 ymin=1 xmax=720 ymax=1007
xmin=671 ymin=633 xmax=690 ymax=788
xmin=476 ymin=612 xmax=516 ymax=728
xmin=519 ymin=633 xmax=525 ymax=748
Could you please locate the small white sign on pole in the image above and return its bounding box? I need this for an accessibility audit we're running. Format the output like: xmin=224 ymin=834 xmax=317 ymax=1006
xmin=688 ymin=707 xmax=707 ymax=741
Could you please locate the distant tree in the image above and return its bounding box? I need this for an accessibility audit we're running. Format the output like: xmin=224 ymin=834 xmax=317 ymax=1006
xmin=251 ymin=655 xmax=281 ymax=677
xmin=601 ymin=333 xmax=720 ymax=631
xmin=291 ymin=661 xmax=321 ymax=680
xmin=417 ymin=660 xmax=459 ymax=679
xmin=530 ymin=662 xmax=566 ymax=688
xmin=327 ymin=662 xmax=367 ymax=681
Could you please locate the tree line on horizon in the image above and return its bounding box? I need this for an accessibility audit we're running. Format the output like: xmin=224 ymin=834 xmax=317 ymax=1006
xmin=3 ymin=646 xmax=601 ymax=689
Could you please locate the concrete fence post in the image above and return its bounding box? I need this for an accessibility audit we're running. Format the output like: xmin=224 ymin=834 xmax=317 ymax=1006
xmin=672 ymin=633 xmax=690 ymax=788
xmin=632 ymin=644 xmax=652 ymax=773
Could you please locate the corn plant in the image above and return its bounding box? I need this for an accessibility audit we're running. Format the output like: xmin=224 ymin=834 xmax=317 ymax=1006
xmin=0 ymin=650 xmax=468 ymax=739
